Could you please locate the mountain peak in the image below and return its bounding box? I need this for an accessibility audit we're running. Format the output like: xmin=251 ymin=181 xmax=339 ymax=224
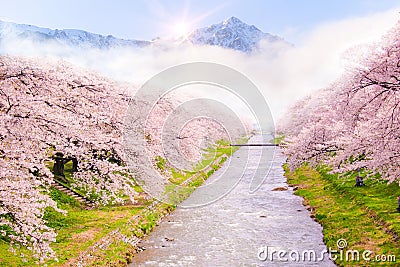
xmin=186 ymin=17 xmax=283 ymax=53
xmin=223 ymin=16 xmax=243 ymax=25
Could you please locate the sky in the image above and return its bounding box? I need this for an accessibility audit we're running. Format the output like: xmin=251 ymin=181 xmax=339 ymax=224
xmin=0 ymin=0 xmax=399 ymax=44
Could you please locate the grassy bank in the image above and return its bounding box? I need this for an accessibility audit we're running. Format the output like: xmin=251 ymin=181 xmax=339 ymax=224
xmin=285 ymin=165 xmax=399 ymax=266
xmin=0 ymin=139 xmax=242 ymax=266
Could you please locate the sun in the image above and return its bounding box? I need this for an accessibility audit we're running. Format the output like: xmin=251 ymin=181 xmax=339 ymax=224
xmin=173 ymin=21 xmax=190 ymax=37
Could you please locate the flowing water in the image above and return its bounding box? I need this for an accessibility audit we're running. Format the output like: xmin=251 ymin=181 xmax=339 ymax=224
xmin=130 ymin=136 xmax=335 ymax=266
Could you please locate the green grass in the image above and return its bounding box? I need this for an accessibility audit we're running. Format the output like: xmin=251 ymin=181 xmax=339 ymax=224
xmin=0 ymin=188 xmax=144 ymax=266
xmin=270 ymin=133 xmax=285 ymax=144
xmin=155 ymin=155 xmax=167 ymax=172
xmin=192 ymin=139 xmax=241 ymax=171
xmin=285 ymin=165 xmax=399 ymax=266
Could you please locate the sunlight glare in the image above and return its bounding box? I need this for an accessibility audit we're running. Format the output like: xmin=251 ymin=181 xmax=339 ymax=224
xmin=173 ymin=21 xmax=190 ymax=37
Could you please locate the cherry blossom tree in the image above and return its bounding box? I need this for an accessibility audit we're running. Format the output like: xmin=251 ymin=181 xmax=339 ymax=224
xmin=281 ymin=21 xmax=400 ymax=184
xmin=0 ymin=55 xmax=137 ymax=261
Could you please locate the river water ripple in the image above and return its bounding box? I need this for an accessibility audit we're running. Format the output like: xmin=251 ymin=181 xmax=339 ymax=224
xmin=131 ymin=136 xmax=335 ymax=266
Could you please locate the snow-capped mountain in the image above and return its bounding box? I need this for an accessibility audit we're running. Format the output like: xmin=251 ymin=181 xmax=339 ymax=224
xmin=186 ymin=17 xmax=284 ymax=53
xmin=0 ymin=17 xmax=286 ymax=53
xmin=0 ymin=20 xmax=150 ymax=49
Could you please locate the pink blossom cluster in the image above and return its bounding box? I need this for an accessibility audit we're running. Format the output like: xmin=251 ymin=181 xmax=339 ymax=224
xmin=145 ymin=95 xmax=232 ymax=170
xmin=280 ymin=21 xmax=400 ymax=184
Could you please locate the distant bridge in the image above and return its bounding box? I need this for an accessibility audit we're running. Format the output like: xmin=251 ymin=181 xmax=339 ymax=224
xmin=229 ymin=143 xmax=279 ymax=147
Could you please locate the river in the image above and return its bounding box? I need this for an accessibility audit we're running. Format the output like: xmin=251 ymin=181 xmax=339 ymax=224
xmin=130 ymin=136 xmax=335 ymax=266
